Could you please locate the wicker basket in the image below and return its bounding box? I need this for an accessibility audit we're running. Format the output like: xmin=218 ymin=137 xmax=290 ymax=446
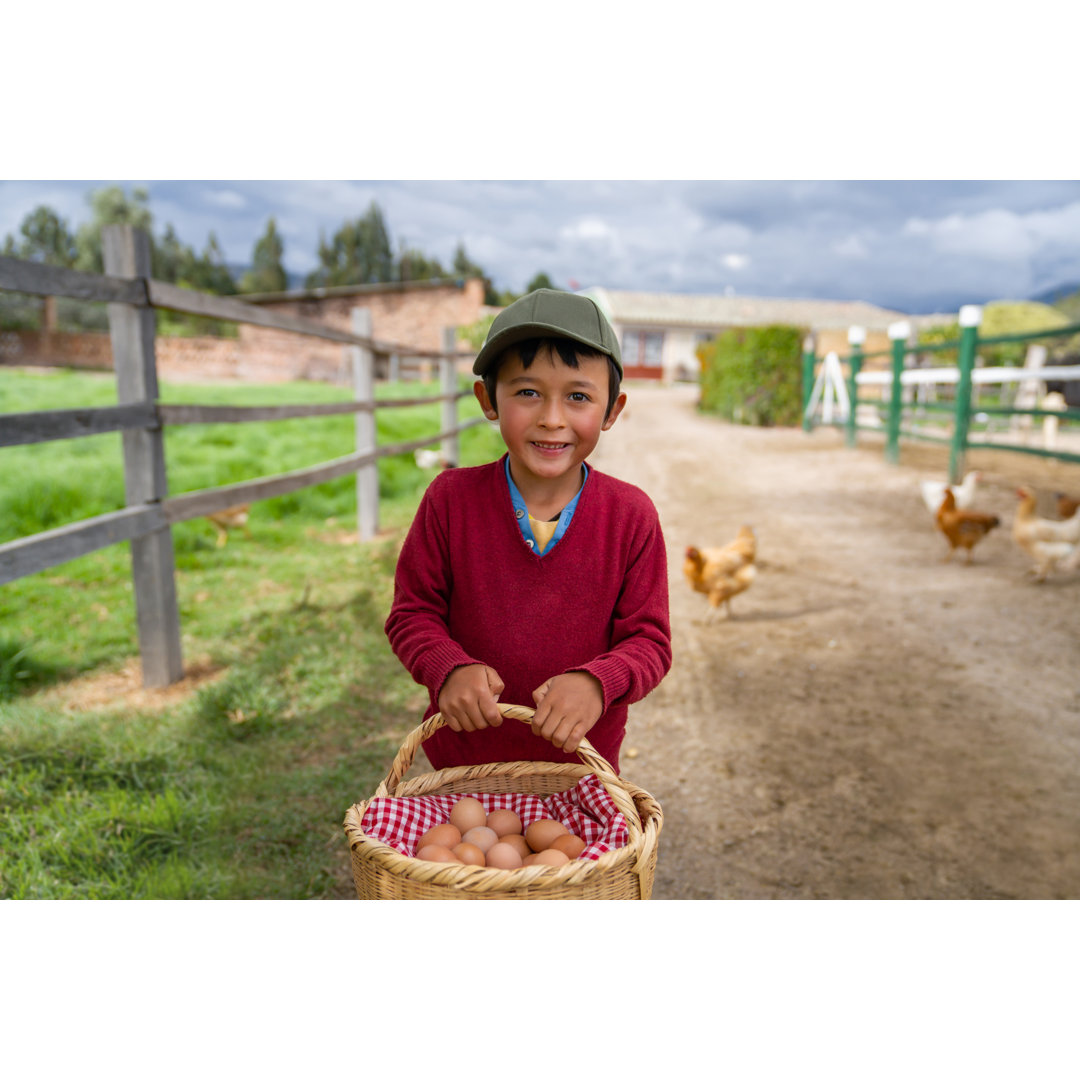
xmin=343 ymin=704 xmax=662 ymax=900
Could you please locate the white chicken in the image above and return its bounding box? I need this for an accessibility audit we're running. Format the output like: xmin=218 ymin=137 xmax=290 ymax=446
xmin=920 ymin=470 xmax=980 ymax=515
xmin=414 ymin=448 xmax=445 ymax=469
xmin=1011 ymin=486 xmax=1080 ymax=582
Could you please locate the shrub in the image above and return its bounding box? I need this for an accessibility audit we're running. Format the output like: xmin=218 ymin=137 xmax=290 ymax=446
xmin=697 ymin=323 xmax=806 ymax=427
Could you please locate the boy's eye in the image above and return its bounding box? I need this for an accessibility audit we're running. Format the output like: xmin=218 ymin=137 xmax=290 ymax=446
xmin=516 ymin=388 xmax=539 ymax=398
xmin=569 ymin=392 xmax=590 ymax=402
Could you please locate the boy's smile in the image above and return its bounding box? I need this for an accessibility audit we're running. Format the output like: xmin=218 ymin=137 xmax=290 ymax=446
xmin=474 ymin=344 xmax=626 ymax=509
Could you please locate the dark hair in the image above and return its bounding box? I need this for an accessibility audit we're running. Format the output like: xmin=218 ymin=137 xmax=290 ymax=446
xmin=482 ymin=336 xmax=623 ymax=419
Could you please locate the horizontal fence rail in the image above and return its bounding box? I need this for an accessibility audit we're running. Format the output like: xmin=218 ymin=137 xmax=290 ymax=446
xmin=802 ymin=305 xmax=1080 ymax=479
xmin=0 ymin=225 xmax=484 ymax=687
xmin=0 ymin=254 xmax=452 ymax=359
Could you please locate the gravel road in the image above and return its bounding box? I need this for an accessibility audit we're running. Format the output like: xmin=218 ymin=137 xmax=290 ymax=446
xmin=594 ymin=383 xmax=1080 ymax=900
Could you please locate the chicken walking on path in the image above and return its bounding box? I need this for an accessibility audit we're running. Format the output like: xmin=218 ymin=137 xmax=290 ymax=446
xmin=589 ymin=383 xmax=1080 ymax=900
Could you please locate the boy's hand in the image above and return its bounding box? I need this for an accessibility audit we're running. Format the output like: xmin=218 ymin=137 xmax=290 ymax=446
xmin=438 ymin=664 xmax=504 ymax=733
xmin=531 ymin=672 xmax=604 ymax=755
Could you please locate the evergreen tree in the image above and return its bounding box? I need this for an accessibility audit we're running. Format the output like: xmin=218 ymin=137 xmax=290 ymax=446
xmin=397 ymin=245 xmax=446 ymax=282
xmin=306 ymin=201 xmax=395 ymax=288
xmin=74 ymin=186 xmax=153 ymax=273
xmin=525 ymin=271 xmax=557 ymax=293
xmin=154 ymin=223 xmax=195 ymax=283
xmin=452 ymin=242 xmax=499 ymax=305
xmin=191 ymin=232 xmax=236 ymax=295
xmin=13 ymin=205 xmax=78 ymax=266
xmin=240 ymin=217 xmax=288 ymax=294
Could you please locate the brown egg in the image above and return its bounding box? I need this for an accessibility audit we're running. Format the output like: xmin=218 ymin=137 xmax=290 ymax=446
xmin=461 ymin=825 xmax=499 ymax=854
xmin=532 ymin=848 xmax=570 ymax=867
xmin=549 ymin=833 xmax=586 ymax=859
xmin=416 ymin=823 xmax=461 ymax=854
xmin=495 ymin=833 xmax=531 ymax=859
xmin=525 ymin=818 xmax=569 ymax=852
xmin=486 ymin=808 xmax=523 ymax=837
xmin=449 ymin=797 xmax=487 ymax=834
xmin=521 ymin=853 xmax=540 ymax=866
xmin=485 ymin=842 xmax=524 ymax=870
xmin=416 ymin=844 xmax=460 ymax=863
xmin=452 ymin=842 xmax=486 ymax=866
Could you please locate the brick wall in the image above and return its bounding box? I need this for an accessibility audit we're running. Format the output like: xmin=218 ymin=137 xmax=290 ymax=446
xmin=0 ymin=330 xmax=114 ymax=370
xmin=237 ymin=279 xmax=486 ymax=382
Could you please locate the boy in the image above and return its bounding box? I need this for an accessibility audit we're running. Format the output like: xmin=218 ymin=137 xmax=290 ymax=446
xmin=384 ymin=289 xmax=671 ymax=772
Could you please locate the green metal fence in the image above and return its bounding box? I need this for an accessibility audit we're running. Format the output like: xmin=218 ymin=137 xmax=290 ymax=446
xmin=802 ymin=306 xmax=1080 ymax=483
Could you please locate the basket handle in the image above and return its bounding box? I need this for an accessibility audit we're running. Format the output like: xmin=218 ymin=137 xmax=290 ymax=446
xmin=375 ymin=703 xmax=643 ymax=843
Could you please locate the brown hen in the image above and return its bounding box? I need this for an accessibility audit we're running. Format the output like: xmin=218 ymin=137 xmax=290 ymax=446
xmin=935 ymin=488 xmax=999 ymax=564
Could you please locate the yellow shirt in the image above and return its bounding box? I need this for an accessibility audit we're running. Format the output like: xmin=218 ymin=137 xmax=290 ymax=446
xmin=528 ymin=514 xmax=560 ymax=554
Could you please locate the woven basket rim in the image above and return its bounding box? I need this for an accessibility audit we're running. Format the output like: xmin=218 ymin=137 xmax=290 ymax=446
xmin=343 ymin=707 xmax=663 ymax=896
xmin=344 ymin=779 xmax=661 ymax=893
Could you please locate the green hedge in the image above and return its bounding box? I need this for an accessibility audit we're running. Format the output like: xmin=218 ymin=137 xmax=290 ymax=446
xmin=697 ymin=323 xmax=806 ymax=427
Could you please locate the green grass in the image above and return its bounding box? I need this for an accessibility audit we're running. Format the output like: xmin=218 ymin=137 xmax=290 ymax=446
xmin=0 ymin=368 xmax=505 ymax=898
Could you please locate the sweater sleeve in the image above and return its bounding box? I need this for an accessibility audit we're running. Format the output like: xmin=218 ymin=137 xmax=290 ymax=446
xmin=384 ymin=480 xmax=483 ymax=699
xmin=574 ymin=502 xmax=672 ymax=709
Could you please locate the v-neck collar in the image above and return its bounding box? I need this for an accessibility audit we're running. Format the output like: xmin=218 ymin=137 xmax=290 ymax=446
xmin=504 ymin=456 xmax=588 ymax=556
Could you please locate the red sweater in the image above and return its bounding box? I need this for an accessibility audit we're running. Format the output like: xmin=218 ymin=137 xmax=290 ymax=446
xmin=384 ymin=455 xmax=672 ymax=773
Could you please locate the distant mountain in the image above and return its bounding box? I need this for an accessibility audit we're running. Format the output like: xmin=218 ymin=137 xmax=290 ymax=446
xmin=1031 ymin=282 xmax=1080 ymax=306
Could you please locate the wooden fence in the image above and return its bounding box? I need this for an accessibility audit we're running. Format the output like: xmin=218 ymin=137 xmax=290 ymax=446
xmin=0 ymin=225 xmax=484 ymax=688
xmin=802 ymin=305 xmax=1080 ymax=482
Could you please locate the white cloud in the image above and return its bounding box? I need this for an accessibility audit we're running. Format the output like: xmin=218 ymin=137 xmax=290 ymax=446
xmin=722 ymin=252 xmax=749 ymax=271
xmin=903 ymin=202 xmax=1080 ymax=262
xmin=202 ymin=189 xmax=247 ymax=210
xmin=832 ymin=234 xmax=869 ymax=258
xmin=559 ymin=217 xmax=615 ymax=242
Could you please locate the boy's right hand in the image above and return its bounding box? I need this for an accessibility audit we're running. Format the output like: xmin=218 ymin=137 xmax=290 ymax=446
xmin=437 ymin=664 xmax=505 ymax=733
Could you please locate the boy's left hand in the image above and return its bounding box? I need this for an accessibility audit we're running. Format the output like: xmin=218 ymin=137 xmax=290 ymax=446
xmin=531 ymin=672 xmax=604 ymax=755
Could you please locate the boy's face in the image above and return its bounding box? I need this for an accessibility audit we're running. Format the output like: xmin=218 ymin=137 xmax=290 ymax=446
xmin=474 ymin=343 xmax=626 ymax=491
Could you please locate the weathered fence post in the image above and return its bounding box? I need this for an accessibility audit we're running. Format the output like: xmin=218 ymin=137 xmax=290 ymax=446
xmin=352 ymin=307 xmax=378 ymax=541
xmin=845 ymin=326 xmax=865 ymax=447
xmin=885 ymin=320 xmax=911 ymax=464
xmin=102 ymin=224 xmax=184 ymax=688
xmin=802 ymin=336 xmax=816 ymax=432
xmin=949 ymin=305 xmax=981 ymax=484
xmin=441 ymin=326 xmax=460 ymax=468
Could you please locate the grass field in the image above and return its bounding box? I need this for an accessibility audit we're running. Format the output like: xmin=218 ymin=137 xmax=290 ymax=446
xmin=0 ymin=367 xmax=505 ymax=898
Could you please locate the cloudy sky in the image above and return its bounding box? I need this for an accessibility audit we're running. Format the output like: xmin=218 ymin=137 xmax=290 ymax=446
xmin=3 ymin=180 xmax=1079 ymax=316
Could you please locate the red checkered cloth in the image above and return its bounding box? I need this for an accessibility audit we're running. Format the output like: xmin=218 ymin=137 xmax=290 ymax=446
xmin=361 ymin=775 xmax=630 ymax=860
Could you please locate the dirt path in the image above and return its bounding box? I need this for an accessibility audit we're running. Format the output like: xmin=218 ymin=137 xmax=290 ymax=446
xmin=591 ymin=384 xmax=1080 ymax=900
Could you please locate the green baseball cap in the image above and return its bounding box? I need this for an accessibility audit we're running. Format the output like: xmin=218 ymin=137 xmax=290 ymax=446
xmin=472 ymin=289 xmax=622 ymax=377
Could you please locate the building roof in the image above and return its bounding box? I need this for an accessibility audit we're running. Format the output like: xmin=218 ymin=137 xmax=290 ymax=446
xmin=580 ymin=287 xmax=912 ymax=333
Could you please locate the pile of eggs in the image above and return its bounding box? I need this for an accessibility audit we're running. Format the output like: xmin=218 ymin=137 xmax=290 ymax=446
xmin=414 ymin=797 xmax=586 ymax=870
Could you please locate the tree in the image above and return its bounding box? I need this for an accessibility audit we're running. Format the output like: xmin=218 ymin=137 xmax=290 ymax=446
xmin=1 ymin=206 xmax=79 ymax=332
xmin=189 ymin=232 xmax=236 ymax=296
xmin=305 ymin=201 xmax=395 ymax=288
xmin=525 ymin=271 xmax=556 ymax=293
xmin=397 ymin=245 xmax=446 ymax=283
xmin=154 ymin=223 xmax=196 ymax=284
xmin=452 ymin=242 xmax=499 ymax=305
xmin=240 ymin=217 xmax=288 ymax=294
xmin=13 ymin=205 xmax=77 ymax=266
xmin=74 ymin=185 xmax=154 ymax=273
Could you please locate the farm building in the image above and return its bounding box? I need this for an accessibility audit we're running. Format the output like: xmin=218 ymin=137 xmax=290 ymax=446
xmin=224 ymin=276 xmax=487 ymax=382
xmin=577 ymin=287 xmax=932 ymax=383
